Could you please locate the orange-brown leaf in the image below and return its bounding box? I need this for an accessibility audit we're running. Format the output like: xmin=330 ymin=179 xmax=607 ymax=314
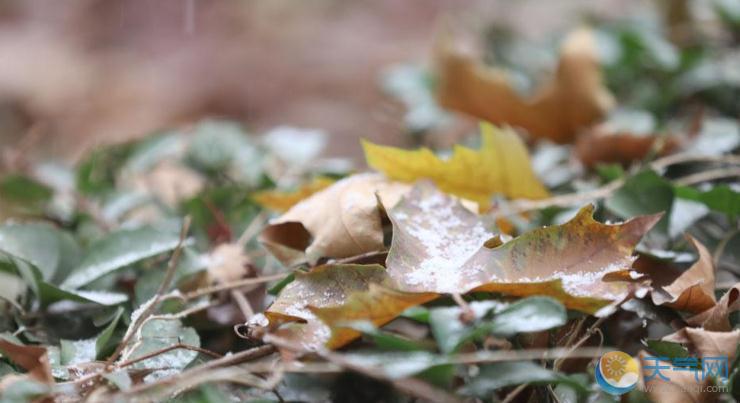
xmin=385 ymin=183 xmax=661 ymax=314
xmin=436 ymin=28 xmax=614 ymax=143
xmin=651 ymin=237 xmax=717 ymax=313
xmin=686 ymin=284 xmax=740 ymax=331
xmin=265 ymin=264 xmax=435 ymax=350
xmin=0 ymin=339 xmax=53 ymax=384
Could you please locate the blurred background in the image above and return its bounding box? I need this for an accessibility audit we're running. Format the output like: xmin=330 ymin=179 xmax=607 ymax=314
xmin=0 ymin=0 xmax=652 ymax=161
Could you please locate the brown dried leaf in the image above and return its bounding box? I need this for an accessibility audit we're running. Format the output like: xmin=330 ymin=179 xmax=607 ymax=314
xmin=0 ymin=339 xmax=53 ymax=384
xmin=686 ymin=284 xmax=740 ymax=331
xmin=575 ymin=128 xmax=681 ymax=169
xmin=260 ymin=173 xmax=409 ymax=266
xmin=651 ymin=237 xmax=717 ymax=313
xmin=265 ymin=264 xmax=434 ymax=350
xmin=436 ymin=28 xmax=614 ymax=144
xmin=385 ymin=183 xmax=661 ymax=314
xmin=663 ymin=327 xmax=740 ymax=361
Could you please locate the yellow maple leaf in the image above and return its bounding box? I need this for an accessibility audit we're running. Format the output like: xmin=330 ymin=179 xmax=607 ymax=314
xmin=252 ymin=176 xmax=335 ymax=213
xmin=362 ymin=123 xmax=549 ymax=206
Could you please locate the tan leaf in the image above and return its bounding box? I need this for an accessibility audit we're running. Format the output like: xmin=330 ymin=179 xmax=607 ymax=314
xmin=260 ymin=173 xmax=410 ymax=266
xmin=575 ymin=128 xmax=681 ymax=169
xmin=385 ymin=183 xmax=661 ymax=314
xmin=663 ymin=327 xmax=740 ymax=361
xmin=652 ymin=236 xmax=717 ymax=313
xmin=207 ymin=243 xmax=250 ymax=284
xmin=686 ymin=284 xmax=740 ymax=331
xmin=363 ymin=123 xmax=549 ymax=206
xmin=436 ymin=28 xmax=614 ymax=144
xmin=0 ymin=339 xmax=53 ymax=384
xmin=123 ymin=160 xmax=205 ymax=207
xmin=252 ymin=177 xmax=335 ymax=213
xmin=265 ymin=264 xmax=435 ymax=350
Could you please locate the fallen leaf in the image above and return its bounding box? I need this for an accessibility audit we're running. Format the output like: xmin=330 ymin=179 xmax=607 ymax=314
xmin=663 ymin=327 xmax=740 ymax=361
xmin=651 ymin=236 xmax=717 ymax=313
xmin=265 ymin=264 xmax=435 ymax=350
xmin=0 ymin=339 xmax=53 ymax=384
xmin=686 ymin=284 xmax=740 ymax=331
xmin=385 ymin=183 xmax=661 ymax=314
xmin=363 ymin=123 xmax=548 ymax=206
xmin=252 ymin=177 xmax=335 ymax=213
xmin=260 ymin=173 xmax=409 ymax=265
xmin=435 ymin=28 xmax=614 ymax=143
xmin=575 ymin=129 xmax=680 ymax=169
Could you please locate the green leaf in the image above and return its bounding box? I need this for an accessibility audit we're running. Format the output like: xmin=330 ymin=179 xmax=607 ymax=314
xmin=267 ymin=272 xmax=294 ymax=296
xmin=123 ymin=132 xmax=184 ymax=173
xmin=488 ymin=297 xmax=567 ymax=337
xmin=0 ymin=223 xmax=80 ymax=283
xmin=0 ymin=174 xmax=52 ymax=206
xmin=0 ymin=250 xmax=126 ymax=307
xmin=605 ymin=170 xmax=673 ymax=238
xmin=76 ymin=142 xmax=136 ymax=196
xmin=121 ymin=318 xmax=200 ymax=375
xmin=645 ymin=339 xmax=690 ymax=360
xmin=60 ymin=338 xmax=97 ymax=366
xmin=460 ymin=361 xmax=580 ymax=397
xmin=186 ymin=119 xmax=262 ymax=185
xmin=0 ymin=378 xmax=50 ymax=402
xmin=61 ymin=226 xmax=186 ymax=289
xmin=675 ymin=185 xmax=740 ymax=218
xmin=181 ymin=185 xmax=261 ymax=244
xmin=340 ymin=320 xmax=431 ymax=352
xmin=133 ymin=247 xmax=206 ymax=305
xmin=429 ymin=301 xmax=505 ymax=353
xmin=96 ymin=306 xmax=124 ymax=359
xmin=340 ymin=351 xmax=448 ymax=379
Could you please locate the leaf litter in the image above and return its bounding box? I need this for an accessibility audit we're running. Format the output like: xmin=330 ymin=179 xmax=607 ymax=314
xmin=0 ymin=3 xmax=739 ymax=402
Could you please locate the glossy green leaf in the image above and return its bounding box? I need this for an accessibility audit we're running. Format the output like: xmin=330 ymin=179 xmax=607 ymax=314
xmin=62 ymin=226 xmax=186 ymax=289
xmin=676 ymin=185 xmax=740 ymax=218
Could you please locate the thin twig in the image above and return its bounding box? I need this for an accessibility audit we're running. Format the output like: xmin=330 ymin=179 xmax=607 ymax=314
xmin=501 ymin=383 xmax=528 ymax=403
xmin=105 ymin=217 xmax=192 ymax=366
xmin=493 ymin=152 xmax=740 ymax=219
xmin=117 ymin=343 xmax=222 ymax=369
xmin=184 ymin=273 xmax=287 ymax=300
xmin=231 ymin=289 xmax=255 ymax=321
xmin=553 ymin=315 xmax=609 ymax=371
xmin=119 ymin=346 xmax=279 ymax=399
xmin=673 ymin=167 xmax=740 ymax=186
xmin=452 ymin=293 xmax=475 ymax=323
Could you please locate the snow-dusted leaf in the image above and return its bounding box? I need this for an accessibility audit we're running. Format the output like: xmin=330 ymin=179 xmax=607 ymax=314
xmin=266 ymin=264 xmax=435 ymax=350
xmin=386 ymin=183 xmax=661 ymax=313
xmin=120 ymin=318 xmax=200 ymax=379
xmin=62 ymin=226 xmax=186 ymax=289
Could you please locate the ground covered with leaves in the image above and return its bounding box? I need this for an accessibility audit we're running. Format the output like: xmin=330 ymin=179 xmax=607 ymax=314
xmin=1 ymin=2 xmax=740 ymax=403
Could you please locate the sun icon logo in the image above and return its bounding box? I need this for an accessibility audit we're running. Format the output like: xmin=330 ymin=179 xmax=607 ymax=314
xmin=595 ymin=351 xmax=639 ymax=395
